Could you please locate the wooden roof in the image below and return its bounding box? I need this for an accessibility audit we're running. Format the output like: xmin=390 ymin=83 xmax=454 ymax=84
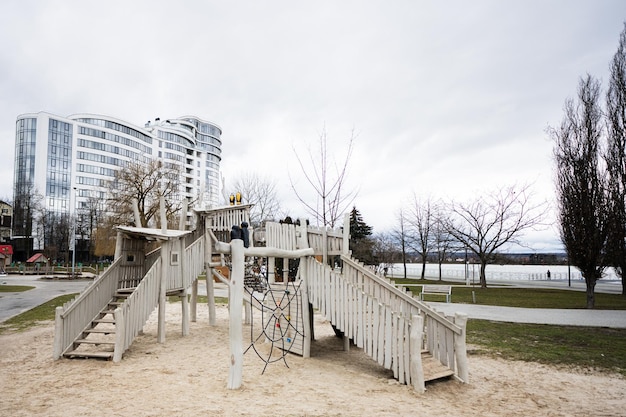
xmin=26 ymin=253 xmax=48 ymax=263
xmin=116 ymin=226 xmax=191 ymax=241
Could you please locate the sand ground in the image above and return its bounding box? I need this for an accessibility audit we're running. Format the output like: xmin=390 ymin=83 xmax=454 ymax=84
xmin=1 ymin=303 xmax=624 ymax=417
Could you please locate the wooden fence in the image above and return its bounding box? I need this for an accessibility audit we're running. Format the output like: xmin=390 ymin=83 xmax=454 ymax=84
xmin=303 ymin=254 xmax=468 ymax=391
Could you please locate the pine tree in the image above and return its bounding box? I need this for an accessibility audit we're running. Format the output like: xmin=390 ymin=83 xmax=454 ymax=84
xmin=349 ymin=206 xmax=374 ymax=264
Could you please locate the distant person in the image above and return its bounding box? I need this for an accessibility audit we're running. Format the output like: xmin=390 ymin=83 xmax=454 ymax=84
xmin=547 ymin=270 xmax=551 ymax=280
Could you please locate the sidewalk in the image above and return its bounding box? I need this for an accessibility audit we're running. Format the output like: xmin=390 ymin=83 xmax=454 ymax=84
xmin=428 ymin=302 xmax=626 ymax=329
xmin=0 ymin=275 xmax=91 ymax=322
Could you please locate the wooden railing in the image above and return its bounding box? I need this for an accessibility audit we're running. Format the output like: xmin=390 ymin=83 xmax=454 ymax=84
xmin=303 ymin=254 xmax=468 ymax=391
xmin=306 ymin=225 xmax=345 ymax=256
xmin=53 ymin=259 xmax=122 ymax=359
xmin=114 ymin=258 xmax=162 ymax=360
xmin=264 ymin=221 xmax=345 ymax=256
xmin=179 ymin=236 xmax=205 ymax=291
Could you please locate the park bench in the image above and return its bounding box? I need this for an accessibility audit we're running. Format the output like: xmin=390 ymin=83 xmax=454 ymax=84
xmin=419 ymin=284 xmax=452 ymax=303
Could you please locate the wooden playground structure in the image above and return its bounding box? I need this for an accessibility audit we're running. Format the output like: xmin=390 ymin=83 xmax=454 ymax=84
xmin=53 ymin=203 xmax=468 ymax=393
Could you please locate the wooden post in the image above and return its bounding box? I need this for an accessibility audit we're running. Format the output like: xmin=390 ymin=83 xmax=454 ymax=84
xmin=191 ymin=279 xmax=198 ymax=322
xmin=300 ymin=257 xmax=311 ymax=358
xmin=454 ymin=312 xmax=469 ymax=383
xmin=410 ymin=314 xmax=425 ymax=393
xmin=268 ymin=256 xmax=275 ymax=284
xmin=228 ymin=239 xmax=245 ymax=389
xmin=206 ymin=215 xmax=216 ymax=325
xmin=180 ymin=239 xmax=189 ymax=336
xmin=181 ymin=288 xmax=189 ymax=336
xmin=113 ymin=307 xmax=125 ymax=362
xmin=343 ymin=212 xmax=350 ymax=255
xmin=114 ymin=231 xmax=124 ymax=261
xmin=53 ymin=306 xmax=63 ymax=359
xmin=157 ymin=240 xmax=168 ymax=343
xmin=132 ymin=198 xmax=142 ymax=227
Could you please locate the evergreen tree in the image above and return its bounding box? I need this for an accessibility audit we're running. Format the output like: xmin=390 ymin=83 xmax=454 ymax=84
xmin=349 ymin=206 xmax=374 ymax=264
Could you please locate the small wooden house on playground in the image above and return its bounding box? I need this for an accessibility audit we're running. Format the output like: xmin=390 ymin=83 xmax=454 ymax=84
xmin=53 ymin=202 xmax=468 ymax=393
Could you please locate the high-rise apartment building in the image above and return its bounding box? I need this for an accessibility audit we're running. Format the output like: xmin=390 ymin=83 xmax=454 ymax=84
xmin=12 ymin=112 xmax=222 ymax=260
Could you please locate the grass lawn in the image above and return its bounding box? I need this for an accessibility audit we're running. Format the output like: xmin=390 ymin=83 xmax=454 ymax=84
xmin=391 ymin=277 xmax=626 ymax=310
xmin=467 ymin=320 xmax=626 ymax=376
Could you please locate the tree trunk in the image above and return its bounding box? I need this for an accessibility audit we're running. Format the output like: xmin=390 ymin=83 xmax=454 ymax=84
xmin=585 ymin=276 xmax=597 ymax=309
xmin=479 ymin=261 xmax=488 ymax=288
xmin=421 ymin=260 xmax=426 ymax=280
xmin=438 ymin=262 xmax=442 ymax=281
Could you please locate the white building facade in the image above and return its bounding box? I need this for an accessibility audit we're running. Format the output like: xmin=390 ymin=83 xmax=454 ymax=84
xmin=12 ymin=112 xmax=222 ymax=259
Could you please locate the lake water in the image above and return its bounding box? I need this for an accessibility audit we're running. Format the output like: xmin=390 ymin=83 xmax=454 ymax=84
xmin=388 ymin=263 xmax=621 ymax=282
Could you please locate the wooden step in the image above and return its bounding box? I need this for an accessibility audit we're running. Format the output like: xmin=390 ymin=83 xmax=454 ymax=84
xmin=75 ymin=339 xmax=115 ymax=346
xmin=93 ymin=318 xmax=115 ymax=324
xmin=115 ymin=288 xmax=136 ymax=298
xmin=63 ymin=351 xmax=113 ymax=360
xmin=84 ymin=328 xmax=115 ymax=335
xmin=421 ymin=353 xmax=455 ymax=382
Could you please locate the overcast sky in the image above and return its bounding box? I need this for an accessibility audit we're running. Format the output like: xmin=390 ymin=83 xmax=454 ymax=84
xmin=0 ymin=1 xmax=624 ymax=252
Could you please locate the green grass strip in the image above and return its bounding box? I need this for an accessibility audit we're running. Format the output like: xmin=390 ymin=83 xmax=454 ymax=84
xmin=0 ymin=285 xmax=35 ymax=292
xmin=468 ymin=320 xmax=626 ymax=376
xmin=392 ymin=278 xmax=626 ymax=310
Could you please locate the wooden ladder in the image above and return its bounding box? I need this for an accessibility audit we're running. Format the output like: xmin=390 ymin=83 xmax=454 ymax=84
xmin=62 ymin=288 xmax=135 ymax=360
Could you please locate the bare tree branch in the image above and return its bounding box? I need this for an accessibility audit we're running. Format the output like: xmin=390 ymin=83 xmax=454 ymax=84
xmin=445 ymin=183 xmax=548 ymax=288
xmin=290 ymin=126 xmax=358 ymax=227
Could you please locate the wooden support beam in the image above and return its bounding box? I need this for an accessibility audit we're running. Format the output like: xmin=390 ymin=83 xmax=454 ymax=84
xmin=227 ymin=239 xmax=245 ymax=389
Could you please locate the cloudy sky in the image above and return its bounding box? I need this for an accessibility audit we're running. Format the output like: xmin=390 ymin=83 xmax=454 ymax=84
xmin=0 ymin=1 xmax=624 ymax=252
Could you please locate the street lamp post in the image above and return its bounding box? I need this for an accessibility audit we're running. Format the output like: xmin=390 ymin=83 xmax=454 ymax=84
xmin=71 ymin=187 xmax=77 ymax=278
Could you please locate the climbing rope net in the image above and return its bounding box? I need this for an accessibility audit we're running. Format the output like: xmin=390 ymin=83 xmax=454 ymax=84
xmin=242 ymin=265 xmax=304 ymax=374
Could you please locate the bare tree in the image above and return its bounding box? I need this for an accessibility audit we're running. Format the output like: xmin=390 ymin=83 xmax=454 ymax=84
xmin=445 ymin=184 xmax=547 ymax=289
xmin=290 ymin=127 xmax=358 ymax=227
xmin=431 ymin=203 xmax=458 ymax=281
xmin=390 ymin=208 xmax=410 ymax=278
xmin=606 ymin=22 xmax=626 ymax=296
xmin=12 ymin=184 xmax=44 ymax=260
xmin=231 ymin=172 xmax=282 ymax=227
xmin=106 ymin=158 xmax=182 ymax=228
xmin=407 ymin=195 xmax=434 ymax=279
xmin=551 ymin=74 xmax=609 ymax=308
xmin=77 ymin=191 xmax=106 ymax=261
xmin=372 ymin=230 xmax=402 ymax=277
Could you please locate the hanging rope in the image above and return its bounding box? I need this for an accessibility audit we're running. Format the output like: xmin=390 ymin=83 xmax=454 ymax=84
xmin=243 ymin=271 xmax=304 ymax=374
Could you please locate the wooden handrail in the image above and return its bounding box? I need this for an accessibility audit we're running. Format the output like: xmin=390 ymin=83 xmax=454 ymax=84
xmin=340 ymin=255 xmax=462 ymax=335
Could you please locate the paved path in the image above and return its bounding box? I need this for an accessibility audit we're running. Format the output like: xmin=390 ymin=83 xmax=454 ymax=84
xmin=0 ymin=276 xmax=91 ymax=322
xmin=1 ymin=275 xmax=625 ymax=329
xmin=427 ymin=302 xmax=626 ymax=329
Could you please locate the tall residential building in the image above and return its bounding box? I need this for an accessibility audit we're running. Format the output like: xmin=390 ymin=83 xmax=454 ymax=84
xmin=12 ymin=111 xmax=222 ymax=260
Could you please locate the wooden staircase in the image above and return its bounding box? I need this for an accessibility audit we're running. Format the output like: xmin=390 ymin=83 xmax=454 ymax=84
xmin=62 ymin=288 xmax=135 ymax=360
xmin=422 ymin=351 xmax=455 ymax=382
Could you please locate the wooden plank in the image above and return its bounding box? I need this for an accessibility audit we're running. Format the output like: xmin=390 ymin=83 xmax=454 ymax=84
xmin=64 ymin=352 xmax=113 ymax=360
xmin=421 ymin=353 xmax=455 ymax=381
